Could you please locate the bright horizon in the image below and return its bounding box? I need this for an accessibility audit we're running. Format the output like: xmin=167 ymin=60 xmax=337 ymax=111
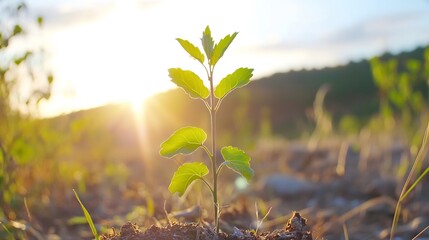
xmin=16 ymin=0 xmax=429 ymax=117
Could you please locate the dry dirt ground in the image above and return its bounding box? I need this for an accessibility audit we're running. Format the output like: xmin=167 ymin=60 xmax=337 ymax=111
xmin=95 ymin=139 xmax=429 ymax=240
xmin=15 ymin=139 xmax=428 ymax=240
xmin=101 ymin=212 xmax=312 ymax=240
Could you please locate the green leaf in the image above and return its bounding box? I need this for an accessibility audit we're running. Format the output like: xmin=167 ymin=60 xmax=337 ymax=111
xmin=73 ymin=190 xmax=100 ymax=240
xmin=67 ymin=216 xmax=89 ymax=225
xmin=168 ymin=68 xmax=209 ymax=99
xmin=221 ymin=146 xmax=254 ymax=181
xmin=160 ymin=127 xmax=207 ymax=158
xmin=215 ymin=68 xmax=254 ymax=99
xmin=47 ymin=74 xmax=54 ymax=84
xmin=37 ymin=16 xmax=43 ymax=27
xmin=169 ymin=162 xmax=209 ymax=196
xmin=211 ymin=32 xmax=238 ymax=66
xmin=14 ymin=51 xmax=32 ymax=65
xmin=201 ymin=26 xmax=214 ymax=61
xmin=13 ymin=25 xmax=23 ymax=36
xmin=176 ymin=38 xmax=205 ymax=64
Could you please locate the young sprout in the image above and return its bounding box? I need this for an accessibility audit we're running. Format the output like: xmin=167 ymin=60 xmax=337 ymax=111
xmin=160 ymin=26 xmax=254 ymax=232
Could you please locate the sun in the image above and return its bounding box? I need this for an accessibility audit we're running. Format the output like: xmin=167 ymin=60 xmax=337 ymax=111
xmin=38 ymin=1 xmax=176 ymax=117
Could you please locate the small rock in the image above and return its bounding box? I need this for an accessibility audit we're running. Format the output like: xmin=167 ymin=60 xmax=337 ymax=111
xmin=259 ymin=174 xmax=317 ymax=197
xmin=285 ymin=212 xmax=309 ymax=232
xmin=119 ymin=222 xmax=140 ymax=237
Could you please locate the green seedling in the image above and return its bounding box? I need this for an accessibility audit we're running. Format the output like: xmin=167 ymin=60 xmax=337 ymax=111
xmin=73 ymin=189 xmax=99 ymax=240
xmin=160 ymin=26 xmax=254 ymax=232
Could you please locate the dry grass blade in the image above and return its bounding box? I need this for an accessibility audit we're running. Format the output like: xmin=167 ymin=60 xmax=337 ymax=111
xmin=338 ymin=196 xmax=396 ymax=223
xmin=390 ymin=122 xmax=429 ymax=240
xmin=254 ymin=202 xmax=272 ymax=234
xmin=24 ymin=197 xmax=32 ymax=222
xmin=336 ymin=141 xmax=349 ymax=176
xmin=411 ymin=225 xmax=429 ymax=240
xmin=343 ymin=224 xmax=349 ymax=240
xmin=320 ymin=196 xmax=396 ymax=235
xmin=164 ymin=200 xmax=172 ymax=225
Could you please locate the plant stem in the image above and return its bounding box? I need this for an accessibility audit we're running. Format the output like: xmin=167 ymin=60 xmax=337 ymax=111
xmin=208 ymin=67 xmax=219 ymax=233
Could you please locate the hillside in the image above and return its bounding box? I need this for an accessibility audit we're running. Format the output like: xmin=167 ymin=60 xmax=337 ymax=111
xmin=48 ymin=46 xmax=428 ymax=142
xmin=145 ymin=46 xmax=428 ymax=138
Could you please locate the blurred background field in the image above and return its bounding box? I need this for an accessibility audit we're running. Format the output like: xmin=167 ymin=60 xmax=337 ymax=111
xmin=1 ymin=1 xmax=429 ymax=239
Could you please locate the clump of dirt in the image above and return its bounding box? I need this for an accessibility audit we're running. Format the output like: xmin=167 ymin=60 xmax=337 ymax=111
xmin=101 ymin=222 xmax=218 ymax=240
xmin=101 ymin=212 xmax=313 ymax=240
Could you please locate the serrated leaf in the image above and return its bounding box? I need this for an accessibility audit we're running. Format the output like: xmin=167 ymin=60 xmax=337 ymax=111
xmin=177 ymin=38 xmax=205 ymax=64
xmin=168 ymin=68 xmax=209 ymax=99
xmin=201 ymin=26 xmax=214 ymax=61
xmin=169 ymin=162 xmax=209 ymax=196
xmin=160 ymin=127 xmax=207 ymax=158
xmin=211 ymin=32 xmax=238 ymax=66
xmin=221 ymin=146 xmax=254 ymax=181
xmin=215 ymin=68 xmax=254 ymax=99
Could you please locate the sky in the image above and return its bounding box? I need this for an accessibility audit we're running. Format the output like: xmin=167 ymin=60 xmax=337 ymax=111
xmin=11 ymin=0 xmax=429 ymax=117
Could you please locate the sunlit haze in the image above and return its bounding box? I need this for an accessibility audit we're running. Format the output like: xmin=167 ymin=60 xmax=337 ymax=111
xmin=19 ymin=0 xmax=429 ymax=117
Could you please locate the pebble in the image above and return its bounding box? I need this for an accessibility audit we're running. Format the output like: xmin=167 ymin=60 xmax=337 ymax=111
xmin=259 ymin=174 xmax=317 ymax=197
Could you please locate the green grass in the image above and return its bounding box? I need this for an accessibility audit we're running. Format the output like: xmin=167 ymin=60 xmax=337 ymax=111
xmin=73 ymin=189 xmax=99 ymax=240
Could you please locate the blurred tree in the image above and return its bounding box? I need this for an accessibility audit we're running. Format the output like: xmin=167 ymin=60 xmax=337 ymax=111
xmin=0 ymin=1 xmax=52 ymax=221
xmin=370 ymin=49 xmax=428 ymax=136
xmin=369 ymin=47 xmax=429 ymax=169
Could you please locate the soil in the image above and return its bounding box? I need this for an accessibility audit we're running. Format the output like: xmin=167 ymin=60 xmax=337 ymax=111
xmin=101 ymin=212 xmax=313 ymax=240
xmin=13 ymin=140 xmax=429 ymax=239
